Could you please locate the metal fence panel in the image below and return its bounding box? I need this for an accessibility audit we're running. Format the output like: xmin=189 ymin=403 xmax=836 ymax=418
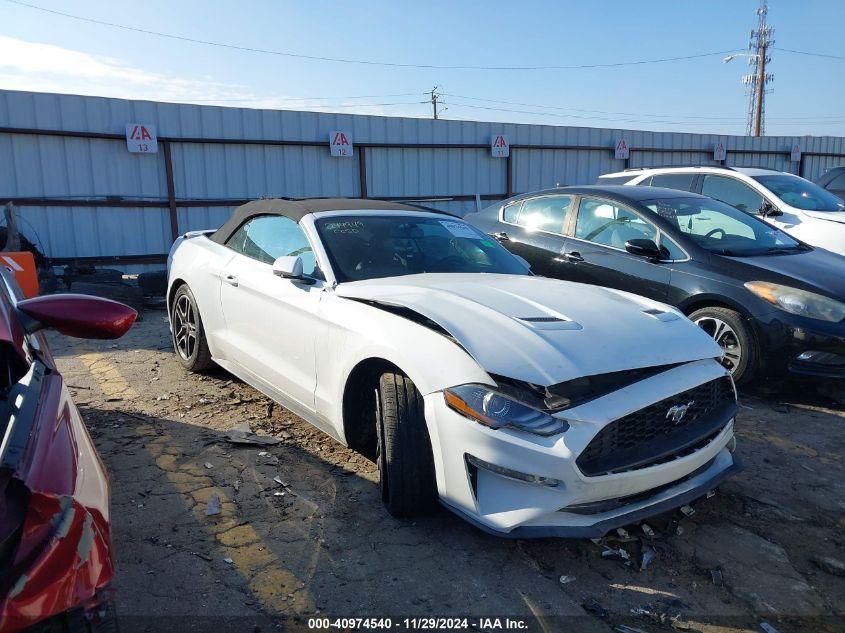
xmin=1 ymin=89 xmax=844 ymax=265
xmin=17 ymin=206 xmax=171 ymax=258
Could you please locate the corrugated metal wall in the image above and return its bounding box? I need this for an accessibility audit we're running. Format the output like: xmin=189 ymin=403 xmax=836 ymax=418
xmin=1 ymin=89 xmax=844 ymax=270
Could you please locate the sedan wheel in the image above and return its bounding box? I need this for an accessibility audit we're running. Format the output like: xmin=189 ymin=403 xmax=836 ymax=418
xmin=695 ymin=316 xmax=742 ymax=371
xmin=689 ymin=306 xmax=758 ymax=385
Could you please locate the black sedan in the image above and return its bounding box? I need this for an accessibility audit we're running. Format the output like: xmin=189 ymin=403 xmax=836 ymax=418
xmin=465 ymin=185 xmax=845 ymax=385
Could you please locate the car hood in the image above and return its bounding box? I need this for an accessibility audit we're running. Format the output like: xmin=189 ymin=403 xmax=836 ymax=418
xmin=335 ymin=273 xmax=722 ymax=386
xmin=730 ymin=248 xmax=845 ymax=299
xmin=800 ymin=209 xmax=845 ymax=224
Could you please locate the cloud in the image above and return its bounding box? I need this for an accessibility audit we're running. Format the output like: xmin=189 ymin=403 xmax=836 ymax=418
xmin=0 ymin=36 xmax=426 ymax=117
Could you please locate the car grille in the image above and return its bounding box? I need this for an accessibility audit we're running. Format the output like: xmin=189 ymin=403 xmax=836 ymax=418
xmin=576 ymin=376 xmax=735 ymax=477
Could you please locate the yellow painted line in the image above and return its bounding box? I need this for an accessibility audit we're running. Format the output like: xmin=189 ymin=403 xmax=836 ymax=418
xmin=73 ymin=350 xmax=314 ymax=616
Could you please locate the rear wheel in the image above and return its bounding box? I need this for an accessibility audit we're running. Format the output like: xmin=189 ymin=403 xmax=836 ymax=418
xmin=171 ymin=285 xmax=213 ymax=372
xmin=376 ymin=372 xmax=438 ymax=517
xmin=690 ymin=306 xmax=758 ymax=385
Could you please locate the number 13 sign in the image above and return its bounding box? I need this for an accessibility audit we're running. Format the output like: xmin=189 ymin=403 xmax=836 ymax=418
xmin=125 ymin=124 xmax=158 ymax=153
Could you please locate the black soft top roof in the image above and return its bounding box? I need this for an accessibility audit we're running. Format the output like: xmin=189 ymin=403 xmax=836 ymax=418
xmin=209 ymin=197 xmax=438 ymax=245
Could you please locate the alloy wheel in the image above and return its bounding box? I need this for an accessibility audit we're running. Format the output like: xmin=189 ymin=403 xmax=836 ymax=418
xmin=173 ymin=294 xmax=198 ymax=360
xmin=694 ymin=316 xmax=742 ymax=373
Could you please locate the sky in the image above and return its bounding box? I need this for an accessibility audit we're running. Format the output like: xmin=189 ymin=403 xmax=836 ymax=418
xmin=1 ymin=0 xmax=843 ymax=136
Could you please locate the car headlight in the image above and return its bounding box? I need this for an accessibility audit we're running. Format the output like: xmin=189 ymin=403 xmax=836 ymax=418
xmin=745 ymin=281 xmax=845 ymax=323
xmin=443 ymin=384 xmax=569 ymax=436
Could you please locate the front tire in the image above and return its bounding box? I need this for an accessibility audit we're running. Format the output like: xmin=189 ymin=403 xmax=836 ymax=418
xmin=171 ymin=285 xmax=213 ymax=372
xmin=690 ymin=306 xmax=758 ymax=385
xmin=376 ymin=372 xmax=438 ymax=517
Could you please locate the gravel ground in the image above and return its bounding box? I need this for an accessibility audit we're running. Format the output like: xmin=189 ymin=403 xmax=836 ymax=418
xmin=50 ymin=309 xmax=845 ymax=633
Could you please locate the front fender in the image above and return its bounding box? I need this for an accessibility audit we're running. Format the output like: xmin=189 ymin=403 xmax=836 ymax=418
xmin=315 ymin=294 xmax=493 ymax=432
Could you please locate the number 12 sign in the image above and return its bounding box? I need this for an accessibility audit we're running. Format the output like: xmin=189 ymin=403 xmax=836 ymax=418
xmin=125 ymin=124 xmax=158 ymax=153
xmin=329 ymin=130 xmax=353 ymax=157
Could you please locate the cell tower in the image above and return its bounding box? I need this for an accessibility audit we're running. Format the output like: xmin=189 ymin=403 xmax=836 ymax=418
xmin=743 ymin=0 xmax=775 ymax=136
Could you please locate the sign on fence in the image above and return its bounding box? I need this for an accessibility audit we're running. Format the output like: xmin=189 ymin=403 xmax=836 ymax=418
xmin=125 ymin=124 xmax=158 ymax=153
xmin=714 ymin=142 xmax=727 ymax=161
xmin=790 ymin=144 xmax=802 ymax=162
xmin=491 ymin=134 xmax=509 ymax=158
xmin=329 ymin=131 xmax=353 ymax=157
xmin=614 ymin=138 xmax=630 ymax=160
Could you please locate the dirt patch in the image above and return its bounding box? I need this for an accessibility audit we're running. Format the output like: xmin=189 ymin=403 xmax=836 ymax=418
xmin=50 ymin=310 xmax=845 ymax=632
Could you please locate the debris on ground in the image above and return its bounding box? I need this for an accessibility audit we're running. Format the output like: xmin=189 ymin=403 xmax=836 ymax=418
xmin=679 ymin=505 xmax=695 ymax=517
xmin=710 ymin=568 xmax=724 ymax=586
xmin=205 ymin=491 xmax=222 ymax=516
xmin=602 ymin=547 xmax=632 ymax=565
xmin=640 ymin=545 xmax=656 ymax=571
xmin=810 ymin=555 xmax=845 ymax=577
xmin=225 ymin=424 xmax=283 ymax=446
xmin=641 ymin=523 xmax=654 ymax=538
xmin=204 ymin=462 xmax=214 ymax=469
xmin=582 ymin=599 xmax=609 ymax=619
xmin=614 ymin=625 xmax=648 ymax=633
xmin=558 ymin=575 xmax=576 ymax=586
xmin=760 ymin=622 xmax=779 ymax=633
xmin=223 ymin=557 xmax=234 ymax=565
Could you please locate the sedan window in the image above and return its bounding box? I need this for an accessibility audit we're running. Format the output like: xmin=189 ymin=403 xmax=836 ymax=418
xmin=514 ymin=196 xmax=572 ymax=234
xmin=225 ymin=215 xmax=317 ymax=274
xmin=701 ymin=175 xmax=765 ymax=214
xmin=574 ymin=199 xmax=658 ymax=249
xmin=315 ymin=215 xmax=529 ymax=283
xmin=643 ymin=197 xmax=803 ymax=256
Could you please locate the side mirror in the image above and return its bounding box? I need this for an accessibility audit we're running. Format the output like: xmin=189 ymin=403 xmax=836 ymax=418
xmin=16 ymin=294 xmax=137 ymax=339
xmin=272 ymin=256 xmax=315 ymax=284
xmin=757 ymin=202 xmax=782 ymax=217
xmin=625 ymin=239 xmax=664 ymax=260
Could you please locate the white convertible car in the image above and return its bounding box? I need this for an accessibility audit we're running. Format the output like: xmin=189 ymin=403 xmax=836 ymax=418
xmin=167 ymin=199 xmax=741 ymax=538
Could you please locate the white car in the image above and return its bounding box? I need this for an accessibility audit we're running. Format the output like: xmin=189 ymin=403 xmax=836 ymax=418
xmin=597 ymin=166 xmax=845 ymax=256
xmin=167 ymin=198 xmax=740 ymax=538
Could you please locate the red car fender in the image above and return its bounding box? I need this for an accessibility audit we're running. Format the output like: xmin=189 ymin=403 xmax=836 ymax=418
xmin=0 ymin=376 xmax=114 ymax=632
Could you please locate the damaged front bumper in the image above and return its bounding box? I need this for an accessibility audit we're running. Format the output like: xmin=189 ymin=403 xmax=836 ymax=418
xmin=425 ymin=358 xmax=740 ymax=538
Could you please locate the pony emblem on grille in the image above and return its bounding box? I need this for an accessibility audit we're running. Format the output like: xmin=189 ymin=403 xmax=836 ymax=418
xmin=666 ymin=401 xmax=695 ymax=424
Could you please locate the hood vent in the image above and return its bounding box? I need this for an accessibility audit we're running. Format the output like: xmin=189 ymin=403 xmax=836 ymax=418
xmin=515 ymin=316 xmax=583 ymax=331
xmin=642 ymin=308 xmax=680 ymax=323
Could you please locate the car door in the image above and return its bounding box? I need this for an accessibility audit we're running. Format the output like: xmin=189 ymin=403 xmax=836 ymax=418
xmin=492 ymin=195 xmax=575 ymax=278
xmin=563 ymin=196 xmax=672 ymax=300
xmin=219 ymin=215 xmax=323 ymax=411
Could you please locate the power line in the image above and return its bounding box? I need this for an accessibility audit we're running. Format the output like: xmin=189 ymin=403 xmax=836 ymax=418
xmin=5 ymin=0 xmax=741 ymax=71
xmin=193 ymin=101 xmax=429 ymax=109
xmin=443 ymin=93 xmax=843 ymax=122
xmin=441 ymin=102 xmax=845 ymax=126
xmin=774 ymin=47 xmax=845 ymax=60
xmin=188 ymin=93 xmax=424 ymax=102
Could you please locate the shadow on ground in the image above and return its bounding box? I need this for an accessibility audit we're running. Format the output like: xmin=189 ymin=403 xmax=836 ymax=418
xmin=50 ymin=311 xmax=845 ymax=633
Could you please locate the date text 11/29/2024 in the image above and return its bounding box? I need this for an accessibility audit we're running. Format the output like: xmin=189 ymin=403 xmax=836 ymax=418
xmin=307 ymin=617 xmax=530 ymax=630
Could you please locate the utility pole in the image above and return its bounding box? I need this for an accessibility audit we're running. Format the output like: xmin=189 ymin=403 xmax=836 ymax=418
xmin=744 ymin=0 xmax=774 ymax=136
xmin=429 ymin=86 xmax=441 ymax=120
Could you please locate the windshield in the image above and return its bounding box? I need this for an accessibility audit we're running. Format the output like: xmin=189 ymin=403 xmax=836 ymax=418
xmin=753 ymin=174 xmax=845 ymax=212
xmin=315 ymin=215 xmax=531 ymax=282
xmin=642 ymin=197 xmax=804 ymax=257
